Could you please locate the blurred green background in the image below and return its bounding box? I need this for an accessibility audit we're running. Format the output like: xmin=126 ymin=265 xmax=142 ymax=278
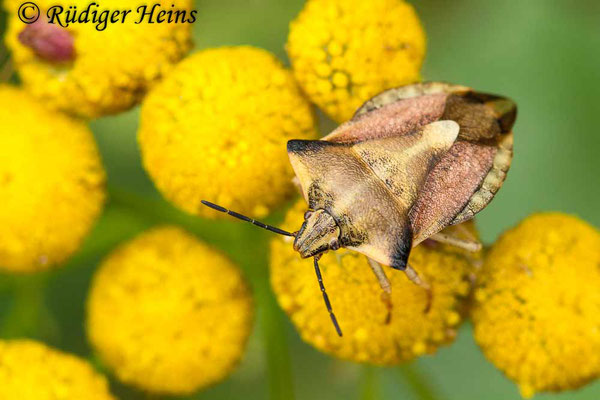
xmin=1 ymin=0 xmax=599 ymax=399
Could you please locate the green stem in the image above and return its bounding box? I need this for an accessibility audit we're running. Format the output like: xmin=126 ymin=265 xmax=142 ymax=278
xmin=398 ymin=363 xmax=442 ymax=400
xmin=360 ymin=365 xmax=380 ymax=400
xmin=0 ymin=273 xmax=58 ymax=341
xmin=260 ymin=286 xmax=295 ymax=400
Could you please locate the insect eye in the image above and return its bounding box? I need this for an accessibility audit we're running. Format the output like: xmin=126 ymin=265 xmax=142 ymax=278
xmin=304 ymin=211 xmax=313 ymax=219
xmin=330 ymin=241 xmax=340 ymax=251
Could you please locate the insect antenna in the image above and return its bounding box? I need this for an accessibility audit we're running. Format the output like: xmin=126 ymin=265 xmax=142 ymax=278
xmin=314 ymin=256 xmax=343 ymax=337
xmin=201 ymin=200 xmax=295 ymax=237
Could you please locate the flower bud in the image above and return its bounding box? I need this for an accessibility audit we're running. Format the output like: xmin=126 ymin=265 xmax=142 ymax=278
xmin=18 ymin=19 xmax=74 ymax=62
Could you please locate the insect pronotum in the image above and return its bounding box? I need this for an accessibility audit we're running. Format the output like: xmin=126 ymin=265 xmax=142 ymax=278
xmin=203 ymin=82 xmax=517 ymax=337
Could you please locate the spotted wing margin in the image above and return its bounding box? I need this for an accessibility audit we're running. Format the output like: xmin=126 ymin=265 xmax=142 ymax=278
xmin=287 ymin=121 xmax=460 ymax=268
xmin=322 ymin=81 xmax=515 ymax=145
xmin=353 ymin=81 xmax=469 ymax=119
xmin=322 ymin=82 xmax=467 ymax=144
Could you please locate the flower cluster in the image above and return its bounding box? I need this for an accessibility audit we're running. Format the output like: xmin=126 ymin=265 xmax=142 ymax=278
xmin=87 ymin=226 xmax=254 ymax=395
xmin=270 ymin=200 xmax=481 ymax=364
xmin=472 ymin=213 xmax=600 ymax=398
xmin=0 ymin=85 xmax=105 ymax=272
xmin=138 ymin=46 xmax=318 ymax=218
xmin=0 ymin=339 xmax=116 ymax=400
xmin=4 ymin=0 xmax=193 ymax=118
xmin=1 ymin=0 xmax=598 ymax=398
xmin=287 ymin=0 xmax=425 ymax=122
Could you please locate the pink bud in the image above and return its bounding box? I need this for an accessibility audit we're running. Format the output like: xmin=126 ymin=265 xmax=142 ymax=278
xmin=18 ymin=19 xmax=75 ymax=62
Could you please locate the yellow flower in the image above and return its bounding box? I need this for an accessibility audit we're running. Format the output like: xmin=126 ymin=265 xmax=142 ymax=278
xmin=0 ymin=85 xmax=105 ymax=272
xmin=287 ymin=0 xmax=426 ymax=122
xmin=87 ymin=226 xmax=254 ymax=395
xmin=138 ymin=46 xmax=318 ymax=219
xmin=270 ymin=199 xmax=480 ymax=364
xmin=4 ymin=0 xmax=193 ymax=118
xmin=472 ymin=213 xmax=600 ymax=398
xmin=0 ymin=339 xmax=116 ymax=400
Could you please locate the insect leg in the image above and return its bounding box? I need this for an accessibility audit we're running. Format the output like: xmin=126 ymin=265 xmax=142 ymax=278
xmin=367 ymin=257 xmax=393 ymax=324
xmin=405 ymin=263 xmax=433 ymax=313
xmin=404 ymin=263 xmax=425 ymax=287
xmin=430 ymin=232 xmax=482 ymax=252
xmin=314 ymin=256 xmax=343 ymax=337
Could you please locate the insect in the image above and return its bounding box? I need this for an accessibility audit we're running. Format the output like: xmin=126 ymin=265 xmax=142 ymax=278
xmin=203 ymin=81 xmax=516 ymax=337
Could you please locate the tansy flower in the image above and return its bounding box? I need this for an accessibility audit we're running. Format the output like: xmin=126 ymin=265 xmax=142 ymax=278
xmin=138 ymin=46 xmax=318 ymax=219
xmin=0 ymin=85 xmax=105 ymax=273
xmin=0 ymin=339 xmax=116 ymax=400
xmin=87 ymin=226 xmax=254 ymax=395
xmin=4 ymin=0 xmax=193 ymax=118
xmin=270 ymin=199 xmax=480 ymax=364
xmin=472 ymin=213 xmax=600 ymax=398
xmin=287 ymin=0 xmax=426 ymax=122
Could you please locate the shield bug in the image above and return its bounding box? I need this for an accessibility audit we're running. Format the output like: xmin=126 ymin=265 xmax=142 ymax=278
xmin=202 ymin=82 xmax=516 ymax=336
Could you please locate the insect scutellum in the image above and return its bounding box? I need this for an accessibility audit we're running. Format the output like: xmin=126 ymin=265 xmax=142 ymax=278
xmin=200 ymin=200 xmax=344 ymax=336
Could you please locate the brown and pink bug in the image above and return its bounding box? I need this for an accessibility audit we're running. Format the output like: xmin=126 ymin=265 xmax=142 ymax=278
xmin=203 ymin=81 xmax=516 ymax=336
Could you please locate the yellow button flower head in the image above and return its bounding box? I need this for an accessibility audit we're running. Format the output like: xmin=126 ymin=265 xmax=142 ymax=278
xmin=287 ymin=0 xmax=426 ymax=122
xmin=4 ymin=0 xmax=193 ymax=118
xmin=0 ymin=339 xmax=116 ymax=400
xmin=270 ymin=200 xmax=479 ymax=364
xmin=87 ymin=226 xmax=254 ymax=395
xmin=138 ymin=46 xmax=318 ymax=219
xmin=0 ymin=85 xmax=105 ymax=272
xmin=472 ymin=213 xmax=600 ymax=398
